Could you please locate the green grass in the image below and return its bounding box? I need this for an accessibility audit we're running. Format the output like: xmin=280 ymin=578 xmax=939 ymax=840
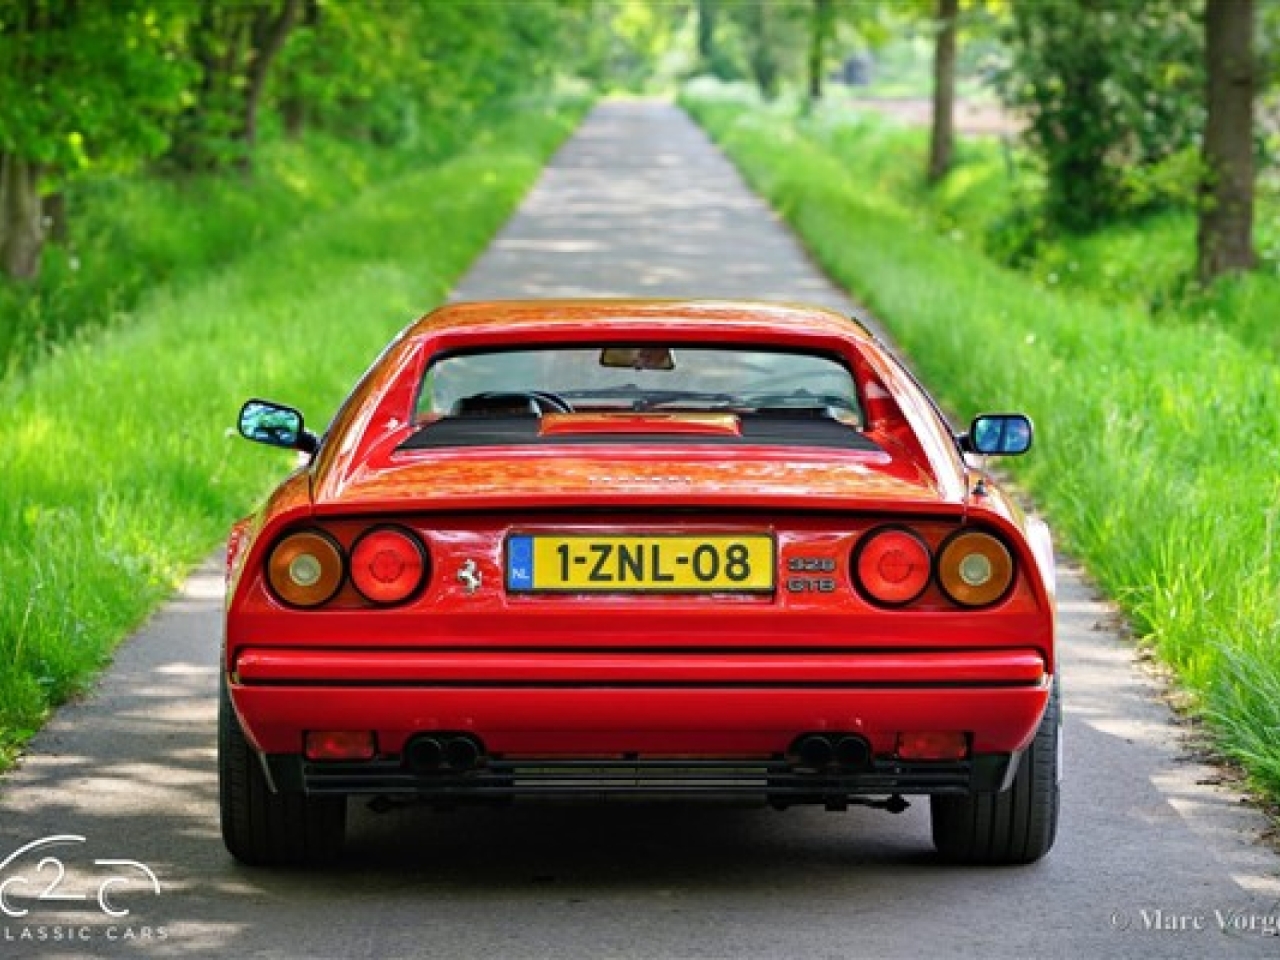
xmin=0 ymin=99 xmax=586 ymax=767
xmin=682 ymin=86 xmax=1280 ymax=802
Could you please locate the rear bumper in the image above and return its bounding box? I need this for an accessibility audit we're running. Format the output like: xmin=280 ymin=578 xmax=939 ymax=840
xmin=230 ymin=647 xmax=1050 ymax=764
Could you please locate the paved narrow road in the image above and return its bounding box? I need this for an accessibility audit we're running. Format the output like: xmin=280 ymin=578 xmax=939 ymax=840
xmin=2 ymin=102 xmax=1278 ymax=960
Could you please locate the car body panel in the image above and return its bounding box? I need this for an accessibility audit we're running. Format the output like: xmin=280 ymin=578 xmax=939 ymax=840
xmin=224 ymin=299 xmax=1055 ymax=806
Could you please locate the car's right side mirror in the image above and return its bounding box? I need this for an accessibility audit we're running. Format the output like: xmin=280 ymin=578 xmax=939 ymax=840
xmin=963 ymin=413 xmax=1033 ymax=456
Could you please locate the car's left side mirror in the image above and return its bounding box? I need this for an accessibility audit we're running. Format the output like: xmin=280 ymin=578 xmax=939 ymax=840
xmin=238 ymin=399 xmax=319 ymax=454
xmin=963 ymin=413 xmax=1033 ymax=456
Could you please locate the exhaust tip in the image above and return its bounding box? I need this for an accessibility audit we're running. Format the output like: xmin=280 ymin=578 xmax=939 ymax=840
xmin=795 ymin=734 xmax=834 ymax=769
xmin=405 ymin=736 xmax=444 ymax=774
xmin=834 ymin=735 xmax=872 ymax=770
xmin=444 ymin=735 xmax=482 ymax=771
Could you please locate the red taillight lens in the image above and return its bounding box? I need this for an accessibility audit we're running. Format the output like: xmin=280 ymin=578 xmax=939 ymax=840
xmin=937 ymin=530 xmax=1014 ymax=608
xmin=266 ymin=529 xmax=345 ymax=608
xmin=853 ymin=526 xmax=932 ymax=606
xmin=350 ymin=526 xmax=428 ymax=605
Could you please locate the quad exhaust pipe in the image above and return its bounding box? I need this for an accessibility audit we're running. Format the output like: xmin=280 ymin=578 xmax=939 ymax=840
xmin=791 ymin=733 xmax=872 ymax=772
xmin=408 ymin=731 xmax=870 ymax=776
xmin=405 ymin=733 xmax=486 ymax=774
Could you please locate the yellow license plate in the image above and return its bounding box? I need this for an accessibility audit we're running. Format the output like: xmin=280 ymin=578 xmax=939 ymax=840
xmin=506 ymin=534 xmax=775 ymax=593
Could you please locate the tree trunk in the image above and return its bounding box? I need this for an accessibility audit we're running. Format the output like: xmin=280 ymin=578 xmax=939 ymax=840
xmin=170 ymin=3 xmax=228 ymax=173
xmin=927 ymin=0 xmax=959 ymax=184
xmin=240 ymin=0 xmax=302 ymax=174
xmin=747 ymin=2 xmax=778 ymax=101
xmin=807 ymin=0 xmax=834 ymax=107
xmin=0 ymin=153 xmax=45 ymax=281
xmin=1197 ymin=0 xmax=1256 ymax=284
xmin=279 ymin=0 xmax=319 ymax=139
xmin=697 ymin=0 xmax=716 ymax=73
xmin=42 ymin=192 xmax=68 ymax=245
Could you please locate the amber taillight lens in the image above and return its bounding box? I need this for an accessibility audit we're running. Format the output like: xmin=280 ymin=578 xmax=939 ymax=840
xmin=937 ymin=530 xmax=1014 ymax=608
xmin=853 ymin=527 xmax=932 ymax=607
xmin=266 ymin=530 xmax=345 ymax=608
xmin=349 ymin=526 xmax=428 ymax=605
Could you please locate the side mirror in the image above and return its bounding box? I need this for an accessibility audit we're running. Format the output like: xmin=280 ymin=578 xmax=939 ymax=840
xmin=965 ymin=413 xmax=1033 ymax=456
xmin=238 ymin=399 xmax=319 ymax=454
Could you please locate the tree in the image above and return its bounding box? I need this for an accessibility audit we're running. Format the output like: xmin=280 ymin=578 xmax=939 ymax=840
xmin=169 ymin=0 xmax=303 ymax=174
xmin=273 ymin=1 xmax=425 ymax=143
xmin=0 ymin=1 xmax=188 ymax=280
xmin=746 ymin=1 xmax=782 ymax=99
xmin=274 ymin=1 xmax=580 ymax=146
xmin=807 ymin=0 xmax=836 ymax=106
xmin=926 ymin=0 xmax=959 ymax=183
xmin=1197 ymin=0 xmax=1257 ymax=283
xmin=697 ymin=0 xmax=717 ymax=73
xmin=998 ymin=0 xmax=1203 ymax=231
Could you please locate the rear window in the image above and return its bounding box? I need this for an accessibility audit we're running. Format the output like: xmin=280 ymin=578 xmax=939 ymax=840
xmin=416 ymin=345 xmax=863 ymax=425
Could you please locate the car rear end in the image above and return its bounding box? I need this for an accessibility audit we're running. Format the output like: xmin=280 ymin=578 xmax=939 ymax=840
xmin=226 ymin=492 xmax=1053 ymax=809
xmin=221 ymin=303 xmax=1057 ymax=865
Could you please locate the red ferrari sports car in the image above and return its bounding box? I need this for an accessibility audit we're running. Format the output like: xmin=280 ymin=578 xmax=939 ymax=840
xmin=222 ymin=300 xmax=1057 ymax=866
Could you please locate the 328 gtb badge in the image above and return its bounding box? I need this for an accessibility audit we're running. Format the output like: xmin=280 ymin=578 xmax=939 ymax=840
xmin=785 ymin=556 xmax=838 ymax=593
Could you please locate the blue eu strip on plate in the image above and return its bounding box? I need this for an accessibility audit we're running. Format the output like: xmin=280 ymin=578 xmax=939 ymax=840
xmin=507 ymin=535 xmax=533 ymax=590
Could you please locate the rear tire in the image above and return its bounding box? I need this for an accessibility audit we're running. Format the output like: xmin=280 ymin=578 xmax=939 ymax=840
xmin=219 ymin=675 xmax=346 ymax=866
xmin=931 ymin=679 xmax=1060 ymax=865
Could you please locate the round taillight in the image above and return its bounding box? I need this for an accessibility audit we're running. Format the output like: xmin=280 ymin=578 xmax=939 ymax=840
xmin=853 ymin=527 xmax=932 ymax=606
xmin=350 ymin=526 xmax=428 ymax=605
xmin=266 ymin=530 xmax=345 ymax=608
xmin=937 ymin=530 xmax=1014 ymax=608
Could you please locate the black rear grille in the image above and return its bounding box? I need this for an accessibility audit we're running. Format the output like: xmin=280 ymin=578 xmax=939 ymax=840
xmin=268 ymin=755 xmax=1013 ymax=800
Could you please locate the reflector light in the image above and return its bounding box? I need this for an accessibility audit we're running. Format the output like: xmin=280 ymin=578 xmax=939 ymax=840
xmin=350 ymin=526 xmax=428 ymax=605
xmin=937 ymin=530 xmax=1014 ymax=608
xmin=266 ymin=530 xmax=344 ymax=608
xmin=304 ymin=730 xmax=376 ymax=762
xmin=853 ymin=527 xmax=932 ymax=606
xmin=896 ymin=731 xmax=969 ymax=761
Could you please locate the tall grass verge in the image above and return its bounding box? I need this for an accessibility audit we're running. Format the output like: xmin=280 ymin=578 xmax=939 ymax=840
xmin=770 ymin=85 xmax=1280 ymax=358
xmin=0 ymin=100 xmax=586 ymax=767
xmin=683 ymin=88 xmax=1280 ymax=802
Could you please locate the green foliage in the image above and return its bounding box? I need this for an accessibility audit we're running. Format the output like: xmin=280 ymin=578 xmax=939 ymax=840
xmin=1 ymin=129 xmax=419 ymax=378
xmin=573 ymin=0 xmax=699 ymax=93
xmin=781 ymin=97 xmax=1280 ymax=355
xmin=591 ymin=0 xmax=897 ymax=99
xmin=0 ymin=0 xmax=190 ymax=175
xmin=1 ymin=0 xmax=597 ymax=360
xmin=0 ymin=98 xmax=586 ymax=768
xmin=277 ymin=0 xmax=574 ymax=143
xmin=0 ymin=0 xmax=593 ymax=289
xmin=167 ymin=0 xmax=300 ymax=172
xmin=997 ymin=0 xmax=1204 ymax=230
xmin=684 ymin=86 xmax=1280 ymax=801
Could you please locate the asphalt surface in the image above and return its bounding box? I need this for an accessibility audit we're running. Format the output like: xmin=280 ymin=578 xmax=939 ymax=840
xmin=2 ymin=101 xmax=1278 ymax=960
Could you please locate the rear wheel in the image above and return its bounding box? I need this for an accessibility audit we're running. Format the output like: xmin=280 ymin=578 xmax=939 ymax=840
xmin=219 ymin=675 xmax=346 ymax=866
xmin=930 ymin=679 xmax=1060 ymax=865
